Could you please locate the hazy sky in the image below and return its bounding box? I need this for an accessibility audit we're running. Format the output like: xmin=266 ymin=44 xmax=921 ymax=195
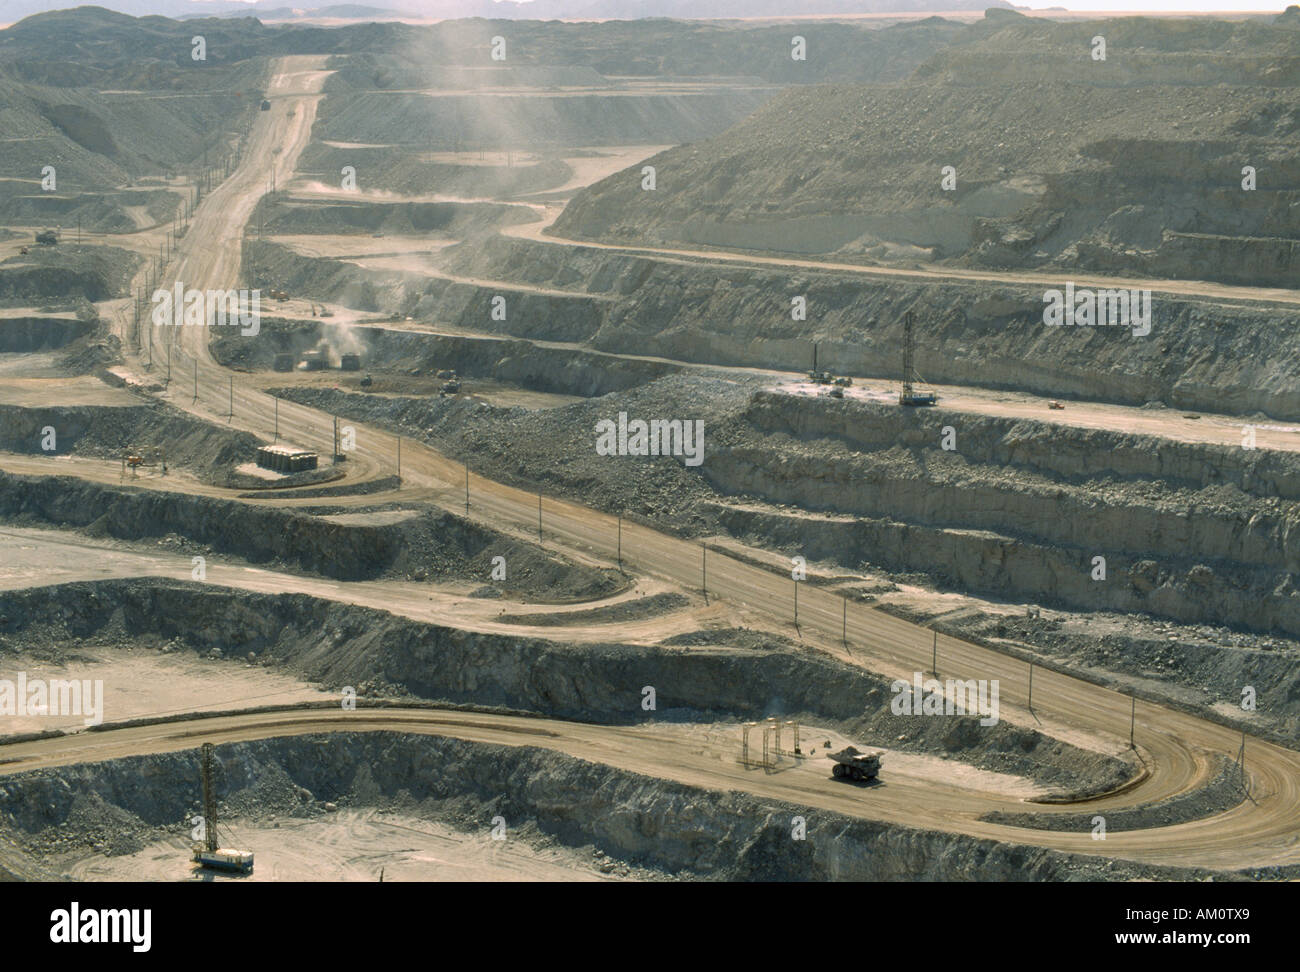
xmin=209 ymin=0 xmax=1294 ymax=8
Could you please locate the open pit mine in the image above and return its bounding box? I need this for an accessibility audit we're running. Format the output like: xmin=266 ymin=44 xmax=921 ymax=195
xmin=0 ymin=1 xmax=1293 ymax=945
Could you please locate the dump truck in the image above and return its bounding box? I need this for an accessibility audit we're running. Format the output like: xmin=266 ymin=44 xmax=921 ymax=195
xmin=340 ymin=353 xmax=361 ymax=371
xmin=1048 ymin=400 xmax=1065 ymax=410
xmin=828 ymin=745 xmax=882 ymax=782
xmin=272 ymin=352 xmax=294 ymax=372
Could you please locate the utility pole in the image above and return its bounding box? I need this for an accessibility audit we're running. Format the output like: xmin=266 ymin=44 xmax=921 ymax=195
xmin=228 ymin=376 xmax=233 ymax=420
xmin=793 ymin=579 xmax=798 ymax=624
xmin=931 ymin=630 xmax=937 ymax=676
xmin=1237 ymin=731 xmax=1247 ymax=791
xmin=192 ymin=358 xmax=198 ymax=402
xmin=1028 ymin=660 xmax=1034 ymax=711
xmin=396 ymin=435 xmax=401 ymax=480
xmin=842 ymin=597 xmax=847 ymax=646
xmin=1129 ymin=696 xmax=1136 ymax=750
xmin=701 ymin=542 xmax=707 ymax=596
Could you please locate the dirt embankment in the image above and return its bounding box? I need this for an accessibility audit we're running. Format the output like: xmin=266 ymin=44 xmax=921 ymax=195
xmin=705 ymin=393 xmax=1300 ymax=637
xmin=982 ymin=757 xmax=1246 ymax=834
xmin=212 ymin=316 xmax=677 ymax=398
xmin=0 ymin=473 xmax=621 ymax=597
xmin=0 ymin=579 xmax=1131 ymax=792
xmin=549 ymin=12 xmax=1300 ymax=286
xmin=0 ymin=245 xmax=138 ymax=303
xmin=0 ymin=403 xmax=261 ymax=484
xmin=296 ymin=143 xmax=574 ymax=198
xmin=439 ymin=235 xmax=1300 ymax=421
xmin=260 ymin=198 xmax=538 ymax=238
xmin=268 ymin=378 xmax=1300 ymax=737
xmin=272 ymin=377 xmax=1300 ymax=638
xmin=0 ymin=318 xmax=95 ymax=352
xmin=0 ymin=733 xmax=1247 ymax=883
xmin=247 ymin=239 xmax=610 ymax=343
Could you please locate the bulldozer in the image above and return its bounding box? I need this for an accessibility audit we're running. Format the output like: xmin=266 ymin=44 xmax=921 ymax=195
xmin=828 ymin=745 xmax=882 ymax=782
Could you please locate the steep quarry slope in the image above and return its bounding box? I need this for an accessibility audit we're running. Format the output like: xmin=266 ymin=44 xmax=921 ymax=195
xmin=275 ymin=373 xmax=1300 ymax=653
xmin=258 ymin=225 xmax=1300 ymax=419
xmin=552 ymin=10 xmax=1300 ymax=286
xmin=706 ymin=392 xmax=1300 ymax=641
xmin=323 ymin=18 xmax=967 ymax=88
xmin=0 ymin=10 xmax=273 ymax=233
xmin=0 ymin=580 xmax=1130 ymax=788
xmin=314 ymin=85 xmax=775 ymax=150
xmin=0 ymin=9 xmax=966 ymax=225
xmin=310 ymin=18 xmax=967 ymax=150
xmin=295 ymin=142 xmax=572 ymax=197
xmin=0 ymin=734 xmax=1199 ymax=883
xmin=428 ymin=235 xmax=1300 ymax=419
xmin=0 ymin=245 xmax=138 ymax=303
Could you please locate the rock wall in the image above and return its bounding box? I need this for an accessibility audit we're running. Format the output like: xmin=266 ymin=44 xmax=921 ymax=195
xmin=0 ymin=734 xmax=1237 ymax=881
xmin=0 ymin=580 xmax=1128 ymax=790
xmin=704 ymin=394 xmax=1300 ymax=635
xmin=438 ymin=235 xmax=1300 ymax=420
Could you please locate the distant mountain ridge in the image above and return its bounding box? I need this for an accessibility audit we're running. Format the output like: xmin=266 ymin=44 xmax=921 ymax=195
xmin=2 ymin=0 xmax=1013 ymax=26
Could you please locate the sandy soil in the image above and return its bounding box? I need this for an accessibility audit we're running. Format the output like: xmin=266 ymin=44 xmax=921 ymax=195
xmin=0 ymin=648 xmax=329 ymax=735
xmin=63 ymin=809 xmax=613 ymax=882
xmin=0 ymin=376 xmax=139 ymax=407
xmin=773 ymin=375 xmax=1300 ymax=453
xmin=0 ymin=526 xmax=718 ymax=645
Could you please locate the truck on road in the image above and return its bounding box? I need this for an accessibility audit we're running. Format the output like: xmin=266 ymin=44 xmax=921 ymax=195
xmin=828 ymin=745 xmax=882 ymax=782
